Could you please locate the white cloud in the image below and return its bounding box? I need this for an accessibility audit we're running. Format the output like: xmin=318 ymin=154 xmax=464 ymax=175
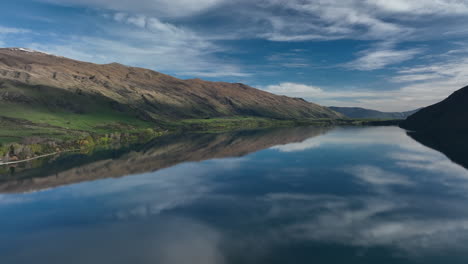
xmin=125 ymin=14 xmax=146 ymax=28
xmin=25 ymin=0 xmax=468 ymax=84
xmin=391 ymin=73 xmax=441 ymax=83
xmin=266 ymin=51 xmax=311 ymax=68
xmin=0 ymin=25 xmax=31 ymax=48
xmin=253 ymin=0 xmax=410 ymax=42
xmin=42 ymin=0 xmax=225 ymax=18
xmin=396 ymin=57 xmax=468 ymax=85
xmin=40 ymin=0 xmax=468 ymax=44
xmin=281 ymin=63 xmax=309 ymax=68
xmin=263 ymin=82 xmax=391 ymax=108
xmin=263 ymin=53 xmax=468 ymax=113
xmin=260 ymin=33 xmax=339 ymax=42
xmin=0 ymin=26 xmax=30 ymax=34
xmin=247 ymin=0 xmax=468 ymax=44
xmin=368 ymin=0 xmax=468 ymax=15
xmin=347 ymin=45 xmax=423 ymax=71
xmin=179 ymin=70 xmax=251 ymax=78
xmin=264 ymin=82 xmax=324 ymax=97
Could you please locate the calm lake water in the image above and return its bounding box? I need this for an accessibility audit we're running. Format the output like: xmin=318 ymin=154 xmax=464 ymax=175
xmin=1 ymin=126 xmax=468 ymax=264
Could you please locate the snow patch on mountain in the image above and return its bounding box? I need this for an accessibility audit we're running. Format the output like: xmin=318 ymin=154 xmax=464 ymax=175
xmin=8 ymin=48 xmax=55 ymax=56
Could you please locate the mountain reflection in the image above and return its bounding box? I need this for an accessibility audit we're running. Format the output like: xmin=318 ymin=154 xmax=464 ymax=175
xmin=0 ymin=126 xmax=331 ymax=193
xmin=407 ymin=131 xmax=468 ymax=169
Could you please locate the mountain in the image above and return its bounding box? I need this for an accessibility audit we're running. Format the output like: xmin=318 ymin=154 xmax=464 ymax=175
xmin=400 ymin=85 xmax=468 ymax=132
xmin=0 ymin=126 xmax=330 ymax=193
xmin=329 ymin=106 xmax=419 ymax=119
xmin=400 ymin=85 xmax=468 ymax=169
xmin=0 ymin=48 xmax=341 ymax=138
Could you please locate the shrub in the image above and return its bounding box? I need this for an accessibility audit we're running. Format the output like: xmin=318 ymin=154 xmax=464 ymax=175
xmin=30 ymin=144 xmax=43 ymax=155
xmin=140 ymin=128 xmax=156 ymax=140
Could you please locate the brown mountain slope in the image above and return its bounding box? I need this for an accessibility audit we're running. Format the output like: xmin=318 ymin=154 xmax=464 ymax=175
xmin=0 ymin=48 xmax=341 ymax=122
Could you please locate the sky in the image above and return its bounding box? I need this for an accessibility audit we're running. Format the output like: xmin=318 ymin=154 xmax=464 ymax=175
xmin=1 ymin=0 xmax=468 ymax=111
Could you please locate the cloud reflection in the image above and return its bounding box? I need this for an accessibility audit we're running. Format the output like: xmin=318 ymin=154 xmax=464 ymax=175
xmin=347 ymin=165 xmax=413 ymax=186
xmin=258 ymin=142 xmax=468 ymax=258
xmin=271 ymin=126 xmax=425 ymax=153
xmin=267 ymin=193 xmax=468 ymax=256
xmin=2 ymin=217 xmax=224 ymax=264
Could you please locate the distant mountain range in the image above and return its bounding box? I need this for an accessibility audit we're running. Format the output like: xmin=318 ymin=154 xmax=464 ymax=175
xmin=329 ymin=106 xmax=419 ymax=119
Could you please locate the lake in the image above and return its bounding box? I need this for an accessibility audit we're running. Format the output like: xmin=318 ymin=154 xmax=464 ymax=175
xmin=1 ymin=126 xmax=468 ymax=264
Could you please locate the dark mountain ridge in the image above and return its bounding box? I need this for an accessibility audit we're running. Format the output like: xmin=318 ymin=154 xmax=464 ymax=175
xmin=400 ymin=85 xmax=468 ymax=169
xmin=400 ymin=85 xmax=468 ymax=132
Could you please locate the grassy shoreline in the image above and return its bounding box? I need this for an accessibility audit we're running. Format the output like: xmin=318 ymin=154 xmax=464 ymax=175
xmin=0 ymin=115 xmax=401 ymax=163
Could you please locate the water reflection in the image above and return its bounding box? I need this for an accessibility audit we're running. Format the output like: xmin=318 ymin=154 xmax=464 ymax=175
xmin=1 ymin=126 xmax=468 ymax=263
xmin=0 ymin=126 xmax=331 ymax=193
xmin=407 ymin=131 xmax=468 ymax=169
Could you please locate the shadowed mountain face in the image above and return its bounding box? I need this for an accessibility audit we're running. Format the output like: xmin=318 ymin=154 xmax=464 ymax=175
xmin=0 ymin=48 xmax=341 ymax=122
xmin=330 ymin=106 xmax=418 ymax=119
xmin=0 ymin=126 xmax=332 ymax=193
xmin=400 ymin=85 xmax=468 ymax=132
xmin=400 ymin=85 xmax=468 ymax=169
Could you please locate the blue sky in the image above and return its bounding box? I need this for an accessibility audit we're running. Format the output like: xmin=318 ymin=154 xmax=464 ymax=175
xmin=1 ymin=0 xmax=468 ymax=111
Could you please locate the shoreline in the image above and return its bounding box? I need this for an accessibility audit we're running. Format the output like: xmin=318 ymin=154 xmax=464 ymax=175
xmin=0 ymin=118 xmax=402 ymax=166
xmin=0 ymin=149 xmax=81 ymax=166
